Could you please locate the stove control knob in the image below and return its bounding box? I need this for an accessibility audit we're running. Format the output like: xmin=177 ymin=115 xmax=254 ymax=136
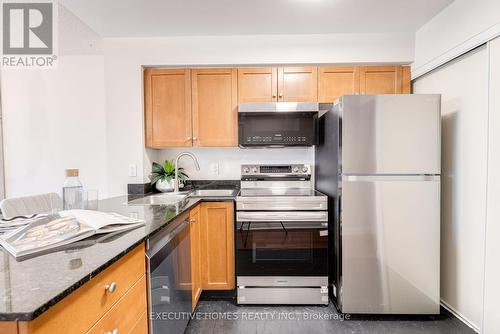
xmin=302 ymin=166 xmax=308 ymax=173
xmin=243 ymin=167 xmax=250 ymax=173
xmin=293 ymin=166 xmax=299 ymax=173
xmin=252 ymin=167 xmax=258 ymax=173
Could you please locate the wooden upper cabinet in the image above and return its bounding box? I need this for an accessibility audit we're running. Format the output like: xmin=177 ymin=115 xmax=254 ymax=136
xmin=191 ymin=68 xmax=238 ymax=147
xmin=401 ymin=66 xmax=411 ymax=94
xmin=318 ymin=66 xmax=360 ymax=103
xmin=144 ymin=68 xmax=192 ymax=148
xmin=238 ymin=67 xmax=278 ymax=102
xmin=278 ymin=66 xmax=318 ymax=102
xmin=200 ymin=201 xmax=234 ymax=290
xmin=359 ymin=65 xmax=403 ymax=94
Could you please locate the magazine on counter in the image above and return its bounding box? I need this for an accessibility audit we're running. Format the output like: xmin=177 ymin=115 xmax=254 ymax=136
xmin=0 ymin=210 xmax=144 ymax=258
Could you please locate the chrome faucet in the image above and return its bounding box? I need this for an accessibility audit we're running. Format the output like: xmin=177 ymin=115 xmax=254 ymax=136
xmin=174 ymin=152 xmax=200 ymax=193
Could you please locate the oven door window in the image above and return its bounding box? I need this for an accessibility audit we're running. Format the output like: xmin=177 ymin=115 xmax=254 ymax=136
xmin=236 ymin=221 xmax=328 ymax=276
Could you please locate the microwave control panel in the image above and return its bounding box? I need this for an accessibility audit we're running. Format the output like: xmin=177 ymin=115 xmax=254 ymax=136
xmin=243 ymin=134 xmax=311 ymax=145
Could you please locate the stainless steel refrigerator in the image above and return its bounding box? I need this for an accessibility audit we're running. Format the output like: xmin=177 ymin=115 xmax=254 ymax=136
xmin=315 ymin=94 xmax=441 ymax=314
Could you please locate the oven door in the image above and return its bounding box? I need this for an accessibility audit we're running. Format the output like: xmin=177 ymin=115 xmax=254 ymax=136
xmin=236 ymin=211 xmax=328 ymax=277
xmin=238 ymin=112 xmax=318 ymax=147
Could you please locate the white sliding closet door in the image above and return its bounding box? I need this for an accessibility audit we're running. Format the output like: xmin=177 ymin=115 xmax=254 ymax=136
xmin=413 ymin=46 xmax=489 ymax=330
xmin=483 ymin=36 xmax=500 ymax=334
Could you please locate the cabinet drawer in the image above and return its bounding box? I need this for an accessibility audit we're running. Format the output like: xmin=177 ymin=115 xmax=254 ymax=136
xmin=22 ymin=244 xmax=146 ymax=334
xmin=130 ymin=311 xmax=148 ymax=334
xmin=87 ymin=276 xmax=147 ymax=334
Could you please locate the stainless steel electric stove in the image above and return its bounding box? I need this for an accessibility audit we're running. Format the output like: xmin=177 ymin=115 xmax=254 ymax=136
xmin=236 ymin=164 xmax=328 ymax=305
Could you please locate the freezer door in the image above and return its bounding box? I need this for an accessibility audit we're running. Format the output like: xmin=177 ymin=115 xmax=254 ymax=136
xmin=341 ymin=94 xmax=441 ymax=174
xmin=340 ymin=175 xmax=440 ymax=314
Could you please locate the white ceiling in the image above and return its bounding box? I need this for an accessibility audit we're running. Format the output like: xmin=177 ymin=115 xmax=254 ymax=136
xmin=60 ymin=0 xmax=453 ymax=38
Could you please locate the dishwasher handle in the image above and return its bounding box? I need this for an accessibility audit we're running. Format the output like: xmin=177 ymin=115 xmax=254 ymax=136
xmin=146 ymin=219 xmax=189 ymax=259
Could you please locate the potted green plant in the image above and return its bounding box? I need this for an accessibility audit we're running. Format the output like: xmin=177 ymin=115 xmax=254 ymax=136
xmin=149 ymin=160 xmax=189 ymax=192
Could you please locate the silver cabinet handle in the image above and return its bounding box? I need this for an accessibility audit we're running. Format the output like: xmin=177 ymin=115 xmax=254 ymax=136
xmin=105 ymin=282 xmax=117 ymax=293
xmin=106 ymin=329 xmax=119 ymax=334
xmin=192 ymin=137 xmax=198 ymax=140
xmin=186 ymin=137 xmax=191 ymax=140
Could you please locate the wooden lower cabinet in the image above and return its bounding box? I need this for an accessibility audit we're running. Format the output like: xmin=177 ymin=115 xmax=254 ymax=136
xmin=86 ymin=276 xmax=147 ymax=334
xmin=188 ymin=202 xmax=235 ymax=311
xmin=129 ymin=312 xmax=148 ymax=334
xmin=190 ymin=205 xmax=202 ymax=311
xmin=9 ymin=244 xmax=147 ymax=334
xmin=200 ymin=202 xmax=235 ymax=290
xmin=0 ymin=322 xmax=18 ymax=334
xmin=175 ymin=217 xmax=193 ymax=292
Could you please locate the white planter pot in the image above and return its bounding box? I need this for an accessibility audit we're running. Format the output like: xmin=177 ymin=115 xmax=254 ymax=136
xmin=155 ymin=179 xmax=175 ymax=192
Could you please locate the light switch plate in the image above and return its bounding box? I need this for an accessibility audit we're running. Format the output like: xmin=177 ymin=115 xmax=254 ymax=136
xmin=128 ymin=164 xmax=137 ymax=177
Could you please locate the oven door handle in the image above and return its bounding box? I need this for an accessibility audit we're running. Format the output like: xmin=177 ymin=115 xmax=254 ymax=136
xmin=236 ymin=211 xmax=328 ymax=222
xmin=239 ymin=222 xmax=328 ymax=230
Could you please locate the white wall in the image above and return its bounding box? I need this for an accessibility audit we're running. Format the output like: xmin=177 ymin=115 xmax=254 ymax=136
xmin=103 ymin=33 xmax=414 ymax=196
xmin=483 ymin=36 xmax=500 ymax=334
xmin=413 ymin=46 xmax=490 ymax=331
xmin=150 ymin=147 xmax=314 ymax=181
xmin=0 ymin=5 xmax=107 ymax=198
xmin=413 ymin=0 xmax=500 ymax=78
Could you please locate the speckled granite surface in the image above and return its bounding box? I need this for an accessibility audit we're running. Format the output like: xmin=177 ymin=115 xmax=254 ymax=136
xmin=0 ymin=190 xmax=237 ymax=321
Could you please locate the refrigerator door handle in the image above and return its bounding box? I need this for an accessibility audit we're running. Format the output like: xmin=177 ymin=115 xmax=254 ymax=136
xmin=343 ymin=175 xmax=440 ymax=182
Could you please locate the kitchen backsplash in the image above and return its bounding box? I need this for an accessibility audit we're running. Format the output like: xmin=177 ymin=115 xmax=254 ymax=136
xmin=148 ymin=147 xmax=315 ymax=180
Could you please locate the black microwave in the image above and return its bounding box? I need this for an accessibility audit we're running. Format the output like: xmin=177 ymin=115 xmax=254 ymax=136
xmin=238 ymin=102 xmax=322 ymax=147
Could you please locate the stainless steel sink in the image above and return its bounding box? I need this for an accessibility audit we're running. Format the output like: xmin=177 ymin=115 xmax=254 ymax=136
xmin=128 ymin=192 xmax=189 ymax=205
xmin=189 ymin=189 xmax=238 ymax=197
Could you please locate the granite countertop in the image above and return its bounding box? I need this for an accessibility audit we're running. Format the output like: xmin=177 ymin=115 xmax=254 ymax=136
xmin=0 ymin=185 xmax=238 ymax=322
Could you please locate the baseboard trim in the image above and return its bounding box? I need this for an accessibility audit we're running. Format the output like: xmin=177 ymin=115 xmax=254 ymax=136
xmin=441 ymin=300 xmax=480 ymax=333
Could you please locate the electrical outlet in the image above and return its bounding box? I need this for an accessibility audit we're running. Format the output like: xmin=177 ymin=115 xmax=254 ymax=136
xmin=210 ymin=163 xmax=220 ymax=176
xmin=128 ymin=164 xmax=137 ymax=177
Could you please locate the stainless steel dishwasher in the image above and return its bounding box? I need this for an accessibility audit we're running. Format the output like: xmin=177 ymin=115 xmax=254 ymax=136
xmin=146 ymin=215 xmax=191 ymax=334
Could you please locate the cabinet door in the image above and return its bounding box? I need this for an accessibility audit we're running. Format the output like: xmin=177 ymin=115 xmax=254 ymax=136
xmin=359 ymin=66 xmax=403 ymax=94
xmin=175 ymin=223 xmax=192 ymax=291
xmin=401 ymin=66 xmax=411 ymax=94
xmin=238 ymin=67 xmax=278 ymax=102
xmin=318 ymin=66 xmax=360 ymax=102
xmin=278 ymin=66 xmax=318 ymax=102
xmin=200 ymin=202 xmax=235 ymax=290
xmin=190 ymin=205 xmax=202 ymax=311
xmin=144 ymin=68 xmax=192 ymax=147
xmin=191 ymin=68 xmax=238 ymax=147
